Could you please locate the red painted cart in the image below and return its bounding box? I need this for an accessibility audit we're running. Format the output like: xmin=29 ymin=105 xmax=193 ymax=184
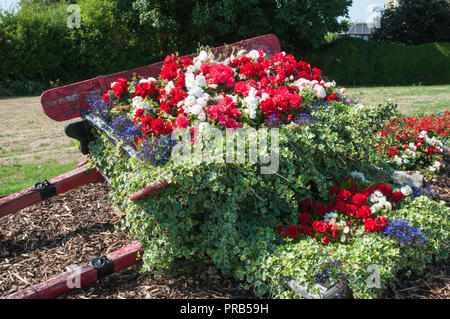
xmin=1 ymin=34 xmax=281 ymax=299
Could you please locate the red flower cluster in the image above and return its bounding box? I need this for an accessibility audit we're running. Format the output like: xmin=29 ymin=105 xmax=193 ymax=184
xmin=364 ymin=216 xmax=388 ymax=232
xmin=206 ymin=96 xmax=242 ymax=130
xmin=111 ymin=78 xmax=128 ymax=99
xmin=97 ymin=48 xmax=345 ymax=146
xmin=378 ymin=113 xmax=449 ymax=170
xmin=275 ymin=177 xmax=405 ymax=245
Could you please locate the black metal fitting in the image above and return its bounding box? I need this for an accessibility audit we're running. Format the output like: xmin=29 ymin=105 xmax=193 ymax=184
xmin=34 ymin=180 xmax=57 ymax=200
xmin=91 ymin=256 xmax=114 ymax=280
xmin=64 ymin=119 xmax=94 ymax=155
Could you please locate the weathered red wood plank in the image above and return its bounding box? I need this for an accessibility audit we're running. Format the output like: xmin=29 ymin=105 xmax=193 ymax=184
xmin=3 ymin=242 xmax=143 ymax=299
xmin=0 ymin=166 xmax=104 ymax=218
xmin=77 ymin=159 xmax=89 ymax=168
xmin=41 ymin=34 xmax=281 ymax=121
xmin=129 ymin=181 xmax=170 ymax=201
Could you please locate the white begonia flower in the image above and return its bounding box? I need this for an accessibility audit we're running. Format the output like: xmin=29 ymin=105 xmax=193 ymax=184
xmin=132 ymin=96 xmax=143 ymax=107
xmin=294 ymin=78 xmax=312 ymax=91
xmin=374 ymin=191 xmax=384 ymax=198
xmin=189 ymin=104 xmax=203 ymax=115
xmin=249 ymin=110 xmax=257 ymax=120
xmin=349 ymin=171 xmax=366 ymax=182
xmin=340 ymin=235 xmax=346 ymax=243
xmin=313 ymin=84 xmax=327 ymax=99
xmin=400 ymin=185 xmax=413 ymax=196
xmin=394 ymin=155 xmax=402 ymax=166
xmin=184 ymin=95 xmax=197 ymax=107
xmin=198 ymin=112 xmax=206 ymax=122
xmin=195 ymin=75 xmax=206 ymax=87
xmin=213 ymin=95 xmax=223 ymax=103
xmin=196 ymin=98 xmax=207 ymax=107
xmin=339 ymin=220 xmax=347 ymax=227
xmin=196 ymin=50 xmax=208 ymax=62
xmin=343 ymin=226 xmax=350 ymax=234
xmin=244 ymin=95 xmax=258 ymax=107
xmin=239 ymin=74 xmax=248 ymax=80
xmin=324 ymin=211 xmax=338 ymax=224
xmin=165 ymin=81 xmax=175 ymax=94
xmin=148 ymin=77 xmax=157 ymax=82
xmin=189 ymin=86 xmax=205 ymax=98
xmin=383 ymin=201 xmax=392 ymax=210
xmin=371 ymin=203 xmax=383 ymax=213
xmin=247 ymin=50 xmax=260 ymax=60
xmin=408 ymin=143 xmax=417 ymax=151
xmin=261 ymin=93 xmax=270 ymax=101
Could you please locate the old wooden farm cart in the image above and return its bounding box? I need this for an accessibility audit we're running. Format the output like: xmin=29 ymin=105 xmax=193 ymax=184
xmin=0 ymin=34 xmax=283 ymax=299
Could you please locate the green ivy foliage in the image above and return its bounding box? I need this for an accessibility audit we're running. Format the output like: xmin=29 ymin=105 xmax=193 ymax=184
xmin=87 ymin=101 xmax=412 ymax=294
xmin=245 ymin=196 xmax=449 ymax=299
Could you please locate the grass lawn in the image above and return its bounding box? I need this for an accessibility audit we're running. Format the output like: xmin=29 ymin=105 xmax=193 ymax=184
xmin=0 ymin=96 xmax=84 ymax=196
xmin=0 ymin=85 xmax=449 ymax=196
xmin=346 ymin=85 xmax=450 ymax=115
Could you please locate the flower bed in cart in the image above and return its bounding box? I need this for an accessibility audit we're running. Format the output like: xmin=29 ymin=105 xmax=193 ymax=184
xmin=86 ymin=46 xmax=449 ymax=299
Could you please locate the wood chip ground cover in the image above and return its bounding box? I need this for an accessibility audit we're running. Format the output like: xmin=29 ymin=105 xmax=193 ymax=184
xmin=1 ymin=176 xmax=448 ymax=298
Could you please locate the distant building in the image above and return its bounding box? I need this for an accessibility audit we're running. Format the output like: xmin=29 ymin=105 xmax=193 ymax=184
xmin=339 ymin=23 xmax=377 ymax=41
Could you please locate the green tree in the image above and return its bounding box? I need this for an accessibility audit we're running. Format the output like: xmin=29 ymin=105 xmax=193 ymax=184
xmin=130 ymin=0 xmax=352 ymax=54
xmin=373 ymin=0 xmax=450 ymax=45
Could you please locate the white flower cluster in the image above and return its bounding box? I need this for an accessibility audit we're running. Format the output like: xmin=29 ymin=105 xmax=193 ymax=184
xmin=393 ymin=148 xmax=416 ymax=167
xmin=242 ymin=87 xmax=261 ymax=120
xmin=419 ymin=130 xmax=444 ymax=152
xmin=369 ymin=190 xmax=392 ymax=213
xmin=293 ymin=78 xmax=335 ymax=99
xmin=132 ymin=96 xmax=151 ymax=111
xmin=324 ymin=211 xmax=339 ymax=224
xmin=349 ymin=171 xmax=371 ymax=183
xmin=182 ymin=58 xmax=211 ymax=120
xmin=428 ymin=160 xmax=442 ymax=172
xmin=369 ymin=185 xmax=412 ymax=213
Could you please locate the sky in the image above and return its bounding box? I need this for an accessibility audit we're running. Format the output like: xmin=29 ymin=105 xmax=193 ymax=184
xmin=347 ymin=0 xmax=386 ymax=23
xmin=0 ymin=0 xmax=386 ymax=23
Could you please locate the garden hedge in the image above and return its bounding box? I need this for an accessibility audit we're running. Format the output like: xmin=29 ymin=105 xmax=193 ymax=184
xmin=299 ymin=38 xmax=450 ymax=87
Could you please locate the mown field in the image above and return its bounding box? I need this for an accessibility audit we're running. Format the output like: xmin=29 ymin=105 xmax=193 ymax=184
xmin=0 ymin=84 xmax=449 ymax=196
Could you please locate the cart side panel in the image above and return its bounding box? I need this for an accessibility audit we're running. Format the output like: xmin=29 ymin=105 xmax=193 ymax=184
xmin=41 ymin=34 xmax=281 ymax=121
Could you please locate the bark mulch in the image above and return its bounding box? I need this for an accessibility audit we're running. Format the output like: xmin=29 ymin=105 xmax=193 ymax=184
xmin=0 ymin=181 xmax=254 ymax=299
xmin=1 ymin=174 xmax=448 ymax=299
xmin=389 ymin=258 xmax=449 ymax=299
xmin=429 ymin=147 xmax=450 ymax=206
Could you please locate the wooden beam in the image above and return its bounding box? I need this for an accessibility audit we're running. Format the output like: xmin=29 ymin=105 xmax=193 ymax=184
xmin=3 ymin=242 xmax=143 ymax=299
xmin=0 ymin=166 xmax=104 ymax=218
xmin=129 ymin=182 xmax=169 ymax=201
